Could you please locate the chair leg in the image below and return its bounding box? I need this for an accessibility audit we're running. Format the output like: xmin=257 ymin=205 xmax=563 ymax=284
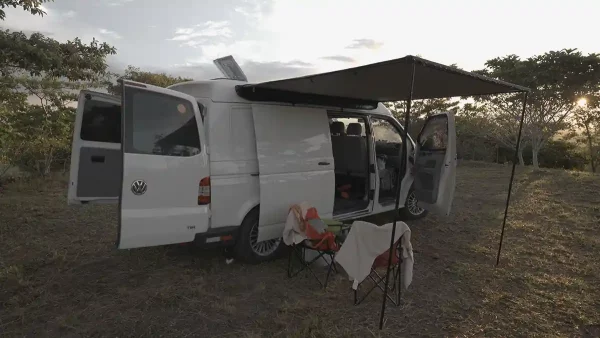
xmin=287 ymin=245 xmax=294 ymax=278
xmin=287 ymin=245 xmax=339 ymax=289
xmin=323 ymin=254 xmax=336 ymax=288
xmin=353 ymin=266 xmax=403 ymax=306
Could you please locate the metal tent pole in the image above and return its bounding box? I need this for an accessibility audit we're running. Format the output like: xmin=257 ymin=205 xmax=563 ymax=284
xmin=379 ymin=61 xmax=416 ymax=329
xmin=496 ymin=92 xmax=528 ymax=266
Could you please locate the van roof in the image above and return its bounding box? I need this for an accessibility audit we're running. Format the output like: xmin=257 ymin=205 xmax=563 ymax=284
xmin=167 ymin=80 xmax=393 ymax=117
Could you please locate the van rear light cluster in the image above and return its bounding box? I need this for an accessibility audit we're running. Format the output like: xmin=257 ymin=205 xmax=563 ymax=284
xmin=198 ymin=177 xmax=211 ymax=205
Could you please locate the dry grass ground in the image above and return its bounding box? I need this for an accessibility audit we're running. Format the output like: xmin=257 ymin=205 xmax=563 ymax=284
xmin=1 ymin=162 xmax=599 ymax=337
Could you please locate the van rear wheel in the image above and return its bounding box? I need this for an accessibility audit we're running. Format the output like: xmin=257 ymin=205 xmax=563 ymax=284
xmin=235 ymin=208 xmax=285 ymax=264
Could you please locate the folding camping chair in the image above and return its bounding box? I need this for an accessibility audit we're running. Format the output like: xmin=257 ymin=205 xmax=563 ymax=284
xmin=286 ymin=206 xmax=350 ymax=288
xmin=353 ymin=235 xmax=404 ymax=306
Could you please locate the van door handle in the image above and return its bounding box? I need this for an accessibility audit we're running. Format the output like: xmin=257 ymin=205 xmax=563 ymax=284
xmin=318 ymin=161 xmax=330 ymax=166
xmin=91 ymin=155 xmax=105 ymax=163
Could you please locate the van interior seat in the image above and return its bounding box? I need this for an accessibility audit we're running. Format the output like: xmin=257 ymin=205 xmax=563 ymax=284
xmin=330 ymin=121 xmax=347 ymax=174
xmin=346 ymin=123 xmax=362 ymax=137
xmin=344 ymin=123 xmax=368 ymax=177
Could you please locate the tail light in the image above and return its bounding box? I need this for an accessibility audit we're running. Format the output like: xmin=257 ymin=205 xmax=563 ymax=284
xmin=198 ymin=177 xmax=210 ymax=205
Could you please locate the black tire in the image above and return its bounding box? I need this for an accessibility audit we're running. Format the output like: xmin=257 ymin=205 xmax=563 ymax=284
xmin=234 ymin=207 xmax=286 ymax=264
xmin=398 ymin=189 xmax=429 ymax=220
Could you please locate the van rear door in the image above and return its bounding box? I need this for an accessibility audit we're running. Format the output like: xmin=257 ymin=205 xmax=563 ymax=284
xmin=68 ymin=91 xmax=121 ymax=204
xmin=412 ymin=112 xmax=457 ymax=215
xmin=252 ymin=105 xmax=335 ymax=242
xmin=118 ymin=80 xmax=210 ymax=249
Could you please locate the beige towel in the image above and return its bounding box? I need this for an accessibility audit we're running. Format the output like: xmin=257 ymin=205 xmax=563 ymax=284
xmin=335 ymin=221 xmax=414 ymax=290
xmin=282 ymin=202 xmax=310 ymax=245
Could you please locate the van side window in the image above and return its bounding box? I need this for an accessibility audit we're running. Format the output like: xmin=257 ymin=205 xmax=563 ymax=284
xmin=123 ymin=88 xmax=201 ymax=157
xmin=80 ymin=99 xmax=121 ymax=143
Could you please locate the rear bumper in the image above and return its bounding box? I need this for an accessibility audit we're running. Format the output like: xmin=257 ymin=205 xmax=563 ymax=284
xmin=193 ymin=226 xmax=238 ymax=248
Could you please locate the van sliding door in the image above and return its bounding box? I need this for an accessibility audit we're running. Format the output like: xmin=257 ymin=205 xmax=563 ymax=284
xmin=252 ymin=105 xmax=335 ymax=242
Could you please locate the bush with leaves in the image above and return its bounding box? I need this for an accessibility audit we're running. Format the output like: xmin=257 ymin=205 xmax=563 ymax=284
xmin=107 ymin=65 xmax=192 ymax=95
xmin=0 ymin=0 xmax=115 ymax=176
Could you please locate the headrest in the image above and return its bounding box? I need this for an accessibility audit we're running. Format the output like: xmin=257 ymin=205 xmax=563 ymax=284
xmin=347 ymin=123 xmax=363 ymax=136
xmin=330 ymin=121 xmax=346 ymax=135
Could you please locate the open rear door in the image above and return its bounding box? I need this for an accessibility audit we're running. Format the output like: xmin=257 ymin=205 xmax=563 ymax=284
xmin=118 ymin=80 xmax=210 ymax=249
xmin=413 ymin=112 xmax=457 ymax=216
xmin=252 ymin=105 xmax=335 ymax=241
xmin=68 ymin=90 xmax=121 ymax=204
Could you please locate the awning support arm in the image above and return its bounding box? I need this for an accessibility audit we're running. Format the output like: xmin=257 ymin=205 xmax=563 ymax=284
xmin=496 ymin=92 xmax=529 ymax=266
xmin=379 ymin=61 xmax=416 ymax=330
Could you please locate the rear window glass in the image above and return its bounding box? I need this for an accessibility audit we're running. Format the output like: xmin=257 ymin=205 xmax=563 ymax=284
xmin=80 ymin=98 xmax=121 ymax=143
xmin=123 ymin=88 xmax=201 ymax=157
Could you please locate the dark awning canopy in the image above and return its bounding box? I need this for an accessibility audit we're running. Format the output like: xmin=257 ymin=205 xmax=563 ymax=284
xmin=236 ymin=55 xmax=529 ymax=109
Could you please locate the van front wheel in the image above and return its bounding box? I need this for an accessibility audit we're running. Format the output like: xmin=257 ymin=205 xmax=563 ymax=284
xmin=398 ymin=190 xmax=428 ymax=220
xmin=235 ymin=208 xmax=285 ymax=264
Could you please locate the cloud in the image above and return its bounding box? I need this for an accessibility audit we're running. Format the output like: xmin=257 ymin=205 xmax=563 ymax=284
xmin=1 ymin=5 xmax=100 ymax=45
xmin=107 ymin=0 xmax=135 ymax=6
xmin=346 ymin=39 xmax=384 ymax=50
xmin=62 ymin=10 xmax=76 ymax=18
xmin=170 ymin=21 xmax=232 ymax=43
xmin=232 ymin=60 xmax=316 ymax=82
xmin=279 ymin=60 xmax=313 ymax=67
xmin=233 ymin=0 xmax=273 ymax=24
xmin=320 ymin=55 xmax=355 ymax=62
xmin=169 ymin=59 xmax=316 ymax=83
xmin=99 ymin=28 xmax=122 ymax=40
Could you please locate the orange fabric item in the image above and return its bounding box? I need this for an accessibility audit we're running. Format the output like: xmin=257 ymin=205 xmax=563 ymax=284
xmin=373 ymin=241 xmax=400 ymax=268
xmin=303 ymin=207 xmax=339 ymax=251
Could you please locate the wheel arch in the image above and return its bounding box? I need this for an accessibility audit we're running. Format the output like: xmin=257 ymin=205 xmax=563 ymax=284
xmin=236 ymin=200 xmax=260 ymax=227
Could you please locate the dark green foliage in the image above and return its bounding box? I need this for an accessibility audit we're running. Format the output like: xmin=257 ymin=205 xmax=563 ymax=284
xmin=0 ymin=0 xmax=51 ymax=20
xmin=107 ymin=66 xmax=192 ymax=95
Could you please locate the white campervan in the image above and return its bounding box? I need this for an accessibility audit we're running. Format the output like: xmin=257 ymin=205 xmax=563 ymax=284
xmin=68 ymin=77 xmax=456 ymax=263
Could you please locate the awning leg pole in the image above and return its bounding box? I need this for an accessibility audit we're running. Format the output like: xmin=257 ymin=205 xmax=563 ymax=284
xmin=379 ymin=62 xmax=416 ymax=329
xmin=496 ymin=92 xmax=528 ymax=266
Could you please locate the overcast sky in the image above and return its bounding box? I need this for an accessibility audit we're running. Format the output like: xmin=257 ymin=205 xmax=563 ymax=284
xmin=2 ymin=0 xmax=599 ymax=83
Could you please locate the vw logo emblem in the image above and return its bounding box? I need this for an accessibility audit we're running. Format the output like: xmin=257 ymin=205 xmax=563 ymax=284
xmin=131 ymin=179 xmax=147 ymax=195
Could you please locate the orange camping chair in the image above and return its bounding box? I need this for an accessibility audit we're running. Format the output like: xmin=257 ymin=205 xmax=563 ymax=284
xmin=286 ymin=206 xmax=346 ymax=288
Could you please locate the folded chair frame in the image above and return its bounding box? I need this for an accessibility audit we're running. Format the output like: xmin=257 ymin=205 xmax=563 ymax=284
xmin=353 ymin=237 xmax=404 ymax=307
xmin=287 ymin=242 xmax=339 ymax=288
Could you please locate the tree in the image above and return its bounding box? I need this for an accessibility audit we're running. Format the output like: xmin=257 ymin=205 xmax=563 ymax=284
xmin=476 ymin=49 xmax=600 ymax=169
xmin=454 ymin=103 xmax=504 ymax=162
xmin=107 ymin=66 xmax=192 ymax=95
xmin=0 ymin=30 xmax=116 ymax=82
xmin=0 ymin=0 xmax=116 ymax=176
xmin=570 ymin=98 xmax=600 ymax=172
xmin=385 ymin=98 xmax=459 ymax=138
xmin=467 ymin=94 xmax=530 ymax=165
xmin=0 ymin=0 xmax=51 ymax=20
xmin=0 ymin=76 xmax=88 ymax=175
xmin=1 ymin=1 xmax=115 ymax=81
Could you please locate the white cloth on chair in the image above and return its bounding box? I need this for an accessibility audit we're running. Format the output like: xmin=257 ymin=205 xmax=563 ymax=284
xmin=282 ymin=202 xmax=310 ymax=245
xmin=335 ymin=220 xmax=414 ymax=290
